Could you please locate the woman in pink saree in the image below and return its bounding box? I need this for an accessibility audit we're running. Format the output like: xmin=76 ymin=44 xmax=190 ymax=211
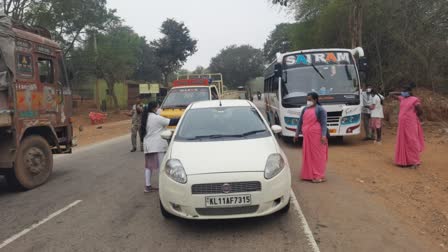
xmin=294 ymin=92 xmax=329 ymax=183
xmin=390 ymin=84 xmax=424 ymax=168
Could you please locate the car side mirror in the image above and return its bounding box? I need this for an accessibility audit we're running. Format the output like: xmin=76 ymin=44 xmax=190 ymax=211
xmin=161 ymin=130 xmax=173 ymax=140
xmin=271 ymin=125 xmax=282 ymax=134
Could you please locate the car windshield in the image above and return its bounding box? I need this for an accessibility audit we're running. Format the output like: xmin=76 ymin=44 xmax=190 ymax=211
xmin=282 ymin=64 xmax=359 ymax=100
xmin=162 ymin=87 xmax=210 ymax=108
xmin=175 ymin=106 xmax=270 ymax=141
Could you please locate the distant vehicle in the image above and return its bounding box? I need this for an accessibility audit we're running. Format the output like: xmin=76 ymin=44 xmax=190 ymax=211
xmin=160 ymin=79 xmax=220 ymax=130
xmin=0 ymin=15 xmax=73 ymax=189
xmin=159 ymin=99 xmax=291 ymax=219
xmin=264 ymin=48 xmax=368 ymax=143
xmin=177 ymin=73 xmax=224 ymax=95
xmin=236 ymin=86 xmax=253 ymax=101
xmin=257 ymin=91 xmax=262 ymax=100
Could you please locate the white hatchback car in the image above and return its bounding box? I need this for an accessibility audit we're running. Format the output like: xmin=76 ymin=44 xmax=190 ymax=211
xmin=159 ymin=100 xmax=292 ymax=219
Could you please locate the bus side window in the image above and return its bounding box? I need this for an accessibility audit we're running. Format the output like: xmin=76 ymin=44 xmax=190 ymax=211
xmin=272 ymin=77 xmax=278 ymax=96
xmin=38 ymin=58 xmax=54 ymax=84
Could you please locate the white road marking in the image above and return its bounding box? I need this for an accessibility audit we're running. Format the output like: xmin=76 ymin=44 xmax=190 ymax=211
xmin=0 ymin=200 xmax=82 ymax=250
xmin=290 ymin=189 xmax=321 ymax=252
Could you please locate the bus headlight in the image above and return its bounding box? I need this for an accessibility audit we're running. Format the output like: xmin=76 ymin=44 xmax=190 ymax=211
xmin=341 ymin=114 xmax=360 ymax=126
xmin=284 ymin=117 xmax=299 ymax=126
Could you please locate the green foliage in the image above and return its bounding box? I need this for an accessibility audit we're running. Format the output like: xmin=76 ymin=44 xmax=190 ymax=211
xmin=192 ymin=66 xmax=206 ymax=74
xmin=3 ymin=0 xmax=118 ymax=56
xmin=263 ymin=23 xmax=293 ymax=63
xmin=272 ymin=0 xmax=448 ymax=92
xmin=209 ymin=45 xmax=264 ymax=88
xmin=151 ymin=19 xmax=198 ymax=85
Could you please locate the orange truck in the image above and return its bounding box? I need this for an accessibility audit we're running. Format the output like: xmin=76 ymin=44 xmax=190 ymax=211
xmin=0 ymin=13 xmax=73 ymax=189
xmin=160 ymin=78 xmax=221 ymax=130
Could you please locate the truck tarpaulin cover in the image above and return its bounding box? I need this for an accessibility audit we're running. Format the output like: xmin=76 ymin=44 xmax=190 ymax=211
xmin=0 ymin=11 xmax=15 ymax=90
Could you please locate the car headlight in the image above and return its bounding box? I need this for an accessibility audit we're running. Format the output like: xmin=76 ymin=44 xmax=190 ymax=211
xmin=165 ymin=159 xmax=187 ymax=184
xmin=264 ymin=154 xmax=285 ymax=180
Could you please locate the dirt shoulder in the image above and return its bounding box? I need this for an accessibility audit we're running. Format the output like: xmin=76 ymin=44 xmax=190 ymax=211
xmin=71 ymin=105 xmax=133 ymax=148
xmin=324 ymin=130 xmax=447 ymax=250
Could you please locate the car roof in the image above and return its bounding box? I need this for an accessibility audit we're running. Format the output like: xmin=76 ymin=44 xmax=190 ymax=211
xmin=190 ymin=99 xmax=252 ymax=109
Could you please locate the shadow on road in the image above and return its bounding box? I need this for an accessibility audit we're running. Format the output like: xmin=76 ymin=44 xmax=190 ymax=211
xmin=0 ymin=176 xmax=14 ymax=195
xmin=168 ymin=211 xmax=289 ymax=233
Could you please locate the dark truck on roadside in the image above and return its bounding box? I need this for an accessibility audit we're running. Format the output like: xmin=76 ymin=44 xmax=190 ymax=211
xmin=0 ymin=13 xmax=73 ymax=189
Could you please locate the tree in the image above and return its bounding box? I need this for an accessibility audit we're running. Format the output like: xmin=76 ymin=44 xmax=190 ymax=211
xmin=94 ymin=26 xmax=141 ymax=112
xmin=263 ymin=23 xmax=293 ymax=63
xmin=2 ymin=0 xmax=118 ymax=56
xmin=209 ymin=45 xmax=264 ymax=88
xmin=192 ymin=66 xmax=206 ymax=74
xmin=133 ymin=39 xmax=162 ymax=83
xmin=271 ymin=0 xmax=448 ymax=93
xmin=26 ymin=0 xmax=118 ymax=56
xmin=151 ymin=19 xmax=197 ymax=85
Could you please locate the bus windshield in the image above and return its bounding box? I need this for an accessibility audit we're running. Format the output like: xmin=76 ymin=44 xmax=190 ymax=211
xmin=282 ymin=64 xmax=359 ymax=100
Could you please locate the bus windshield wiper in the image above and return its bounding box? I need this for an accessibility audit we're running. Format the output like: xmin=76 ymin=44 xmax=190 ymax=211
xmin=311 ymin=63 xmax=325 ymax=80
xmin=345 ymin=64 xmax=353 ymax=80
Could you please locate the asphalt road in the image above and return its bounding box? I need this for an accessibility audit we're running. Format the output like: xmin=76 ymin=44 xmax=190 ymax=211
xmin=0 ymin=136 xmax=313 ymax=252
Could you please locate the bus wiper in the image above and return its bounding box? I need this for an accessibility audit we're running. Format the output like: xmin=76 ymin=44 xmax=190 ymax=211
xmin=345 ymin=64 xmax=353 ymax=80
xmin=311 ymin=63 xmax=325 ymax=80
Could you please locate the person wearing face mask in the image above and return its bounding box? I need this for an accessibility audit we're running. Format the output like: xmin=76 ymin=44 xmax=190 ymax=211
xmin=294 ymin=92 xmax=329 ymax=183
xmin=389 ymin=83 xmax=424 ymax=169
xmin=140 ymin=101 xmax=180 ymax=193
xmin=361 ymin=84 xmax=373 ymax=140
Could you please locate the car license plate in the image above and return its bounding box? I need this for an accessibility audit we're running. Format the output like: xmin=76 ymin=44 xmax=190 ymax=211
xmin=329 ymin=129 xmax=337 ymax=134
xmin=205 ymin=195 xmax=251 ymax=208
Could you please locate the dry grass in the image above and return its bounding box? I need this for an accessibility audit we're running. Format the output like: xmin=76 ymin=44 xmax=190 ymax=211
xmin=384 ymin=88 xmax=448 ymax=126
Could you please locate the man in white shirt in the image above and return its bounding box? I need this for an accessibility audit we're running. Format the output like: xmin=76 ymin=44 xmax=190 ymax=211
xmin=361 ymin=85 xmax=373 ymax=140
xmin=369 ymin=88 xmax=384 ymax=144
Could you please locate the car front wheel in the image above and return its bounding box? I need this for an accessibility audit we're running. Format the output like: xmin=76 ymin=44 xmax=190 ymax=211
xmin=160 ymin=200 xmax=174 ymax=219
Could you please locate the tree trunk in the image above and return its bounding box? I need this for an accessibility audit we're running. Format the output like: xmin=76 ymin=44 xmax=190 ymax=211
xmin=349 ymin=0 xmax=363 ymax=48
xmin=374 ymin=35 xmax=384 ymax=91
xmin=106 ymin=80 xmax=120 ymax=113
xmin=162 ymin=72 xmax=169 ymax=87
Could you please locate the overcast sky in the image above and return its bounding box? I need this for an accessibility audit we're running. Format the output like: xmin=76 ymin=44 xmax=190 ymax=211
xmin=107 ymin=0 xmax=293 ymax=71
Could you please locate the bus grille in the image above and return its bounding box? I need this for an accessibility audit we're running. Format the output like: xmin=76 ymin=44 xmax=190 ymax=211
xmin=327 ymin=111 xmax=342 ymax=127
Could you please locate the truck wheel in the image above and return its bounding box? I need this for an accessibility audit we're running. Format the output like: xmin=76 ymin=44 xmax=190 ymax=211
xmin=13 ymin=136 xmax=53 ymax=190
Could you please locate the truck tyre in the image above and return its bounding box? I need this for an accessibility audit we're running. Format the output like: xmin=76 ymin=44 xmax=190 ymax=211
xmin=13 ymin=136 xmax=53 ymax=190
